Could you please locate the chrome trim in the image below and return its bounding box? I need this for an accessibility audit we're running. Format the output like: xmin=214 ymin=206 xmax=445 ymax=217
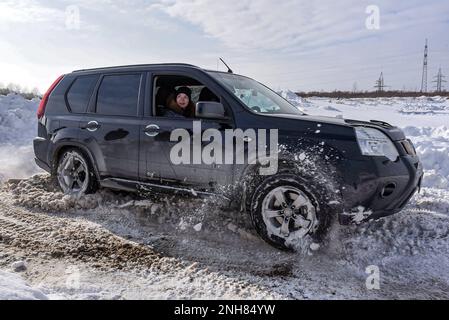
xmin=87 ymin=121 xmax=99 ymax=132
xmin=144 ymin=124 xmax=160 ymax=137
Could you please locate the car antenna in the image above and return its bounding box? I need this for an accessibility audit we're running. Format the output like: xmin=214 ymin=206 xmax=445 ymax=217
xmin=219 ymin=58 xmax=233 ymax=74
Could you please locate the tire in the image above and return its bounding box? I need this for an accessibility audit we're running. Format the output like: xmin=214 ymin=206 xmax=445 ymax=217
xmin=249 ymin=173 xmax=334 ymax=251
xmin=54 ymin=148 xmax=97 ymax=196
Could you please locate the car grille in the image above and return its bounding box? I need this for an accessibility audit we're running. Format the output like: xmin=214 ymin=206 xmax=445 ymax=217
xmin=400 ymin=139 xmax=417 ymax=156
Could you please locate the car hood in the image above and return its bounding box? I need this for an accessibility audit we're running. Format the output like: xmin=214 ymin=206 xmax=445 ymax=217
xmin=263 ymin=113 xmax=347 ymax=126
xmin=262 ymin=113 xmax=406 ymax=141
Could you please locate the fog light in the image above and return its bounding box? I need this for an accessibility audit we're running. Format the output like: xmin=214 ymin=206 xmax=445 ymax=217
xmin=380 ymin=183 xmax=396 ymax=198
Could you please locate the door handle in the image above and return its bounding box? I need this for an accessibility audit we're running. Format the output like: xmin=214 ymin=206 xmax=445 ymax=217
xmin=81 ymin=121 xmax=100 ymax=132
xmin=144 ymin=124 xmax=160 ymax=137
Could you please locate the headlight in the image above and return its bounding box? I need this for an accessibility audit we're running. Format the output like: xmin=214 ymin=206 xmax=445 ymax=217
xmin=355 ymin=127 xmax=399 ymax=161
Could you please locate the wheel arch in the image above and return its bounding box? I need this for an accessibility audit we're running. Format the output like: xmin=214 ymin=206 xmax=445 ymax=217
xmin=51 ymin=142 xmax=101 ymax=181
xmin=238 ymin=154 xmax=344 ymax=213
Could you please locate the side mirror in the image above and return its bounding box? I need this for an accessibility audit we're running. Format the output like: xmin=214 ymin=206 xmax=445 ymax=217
xmin=195 ymin=101 xmax=227 ymax=120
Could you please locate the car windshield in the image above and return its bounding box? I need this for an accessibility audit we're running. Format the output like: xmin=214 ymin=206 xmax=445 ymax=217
xmin=208 ymin=72 xmax=304 ymax=115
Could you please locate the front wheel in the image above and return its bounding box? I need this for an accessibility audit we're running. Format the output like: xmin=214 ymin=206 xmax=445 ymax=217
xmin=55 ymin=149 xmax=97 ymax=196
xmin=250 ymin=174 xmax=333 ymax=251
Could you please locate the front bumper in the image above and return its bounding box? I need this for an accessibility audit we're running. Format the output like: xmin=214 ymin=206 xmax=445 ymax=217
xmin=338 ymin=153 xmax=423 ymax=225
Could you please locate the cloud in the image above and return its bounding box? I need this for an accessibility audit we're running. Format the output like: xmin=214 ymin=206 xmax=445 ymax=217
xmin=154 ymin=0 xmax=449 ymax=53
xmin=0 ymin=0 xmax=63 ymax=24
xmin=154 ymin=0 xmax=364 ymax=51
xmin=1 ymin=0 xmax=448 ymax=91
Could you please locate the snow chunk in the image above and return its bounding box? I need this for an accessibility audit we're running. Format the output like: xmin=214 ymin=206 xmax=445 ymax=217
xmin=193 ymin=223 xmax=202 ymax=232
xmin=0 ymin=270 xmax=48 ymax=300
xmin=11 ymin=261 xmax=27 ymax=272
xmin=178 ymin=218 xmax=189 ymax=231
xmin=227 ymin=223 xmax=238 ymax=233
xmin=341 ymin=206 xmax=373 ymax=224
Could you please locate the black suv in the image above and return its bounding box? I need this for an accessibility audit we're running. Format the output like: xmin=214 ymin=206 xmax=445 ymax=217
xmin=34 ymin=63 xmax=423 ymax=250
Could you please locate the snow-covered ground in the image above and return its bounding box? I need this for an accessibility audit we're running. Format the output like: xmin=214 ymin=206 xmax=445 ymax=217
xmin=1 ymin=92 xmax=449 ymax=299
xmin=0 ymin=270 xmax=47 ymax=300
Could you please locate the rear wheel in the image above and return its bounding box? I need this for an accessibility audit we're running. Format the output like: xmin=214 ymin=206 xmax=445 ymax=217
xmin=250 ymin=174 xmax=333 ymax=251
xmin=55 ymin=149 xmax=97 ymax=196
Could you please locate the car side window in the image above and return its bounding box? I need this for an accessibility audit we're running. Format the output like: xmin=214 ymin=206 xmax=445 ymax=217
xmin=66 ymin=75 xmax=99 ymax=113
xmin=153 ymin=75 xmax=220 ymax=118
xmin=96 ymin=74 xmax=141 ymax=116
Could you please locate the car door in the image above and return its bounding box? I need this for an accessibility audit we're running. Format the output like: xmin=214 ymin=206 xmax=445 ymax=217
xmin=80 ymin=72 xmax=144 ymax=180
xmin=139 ymin=72 xmax=235 ymax=186
xmin=139 ymin=116 xmax=180 ymax=181
xmin=142 ymin=117 xmax=233 ymax=185
xmin=167 ymin=118 xmax=234 ymax=185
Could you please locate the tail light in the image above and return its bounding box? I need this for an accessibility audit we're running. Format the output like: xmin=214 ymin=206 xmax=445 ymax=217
xmin=37 ymin=74 xmax=65 ymax=119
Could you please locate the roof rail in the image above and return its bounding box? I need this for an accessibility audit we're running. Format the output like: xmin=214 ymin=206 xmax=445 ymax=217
xmin=73 ymin=63 xmax=200 ymax=73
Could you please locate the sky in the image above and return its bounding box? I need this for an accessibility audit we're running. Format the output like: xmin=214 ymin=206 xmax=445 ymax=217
xmin=1 ymin=0 xmax=449 ymax=93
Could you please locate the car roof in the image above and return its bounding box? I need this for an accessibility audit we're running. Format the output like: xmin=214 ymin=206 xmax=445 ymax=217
xmin=71 ymin=63 xmax=204 ymax=74
xmin=71 ymin=63 xmax=246 ymax=78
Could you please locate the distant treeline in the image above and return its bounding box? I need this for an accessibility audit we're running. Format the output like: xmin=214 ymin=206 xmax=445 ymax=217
xmin=0 ymin=84 xmax=41 ymax=100
xmin=296 ymin=91 xmax=449 ymax=98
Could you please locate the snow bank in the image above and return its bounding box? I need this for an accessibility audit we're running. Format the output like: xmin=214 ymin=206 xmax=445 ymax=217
xmin=0 ymin=93 xmax=42 ymax=181
xmin=277 ymin=89 xmax=302 ymax=106
xmin=400 ymin=100 xmax=449 ymax=114
xmin=0 ymin=93 xmax=39 ymax=144
xmin=403 ymin=126 xmax=449 ymax=189
xmin=0 ymin=270 xmax=48 ymax=300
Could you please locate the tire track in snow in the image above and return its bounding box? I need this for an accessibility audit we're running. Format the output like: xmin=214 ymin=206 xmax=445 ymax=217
xmin=0 ymin=199 xmax=162 ymax=269
xmin=0 ymin=182 xmax=285 ymax=299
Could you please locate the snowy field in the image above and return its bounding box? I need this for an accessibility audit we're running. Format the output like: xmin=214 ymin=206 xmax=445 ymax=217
xmin=1 ymin=92 xmax=449 ymax=299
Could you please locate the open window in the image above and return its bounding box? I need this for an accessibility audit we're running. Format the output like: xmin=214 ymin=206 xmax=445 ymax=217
xmin=153 ymin=75 xmax=220 ymax=118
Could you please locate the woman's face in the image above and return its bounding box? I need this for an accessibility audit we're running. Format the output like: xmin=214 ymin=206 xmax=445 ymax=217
xmin=176 ymin=93 xmax=189 ymax=109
